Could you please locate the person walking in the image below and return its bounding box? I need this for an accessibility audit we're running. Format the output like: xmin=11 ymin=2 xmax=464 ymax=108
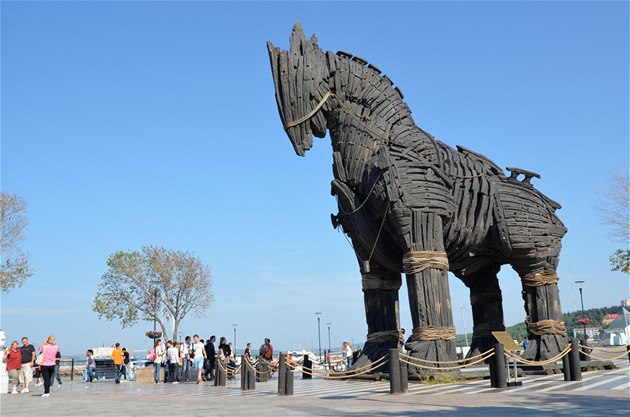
xmin=121 ymin=348 xmax=130 ymax=381
xmin=111 ymin=343 xmax=124 ymax=384
xmin=192 ymin=334 xmax=206 ymax=384
xmin=4 ymin=340 xmax=22 ymax=394
xmin=85 ymin=349 xmax=96 ymax=382
xmin=51 ymin=350 xmax=62 ymax=387
xmin=19 ymin=337 xmax=35 ymax=393
xmin=39 ymin=336 xmax=60 ymax=397
xmin=342 ymin=341 xmax=354 ymax=369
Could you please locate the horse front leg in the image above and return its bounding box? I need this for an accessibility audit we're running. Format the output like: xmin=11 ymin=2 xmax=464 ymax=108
xmin=404 ymin=211 xmax=457 ymax=365
xmin=352 ymin=262 xmax=402 ymax=373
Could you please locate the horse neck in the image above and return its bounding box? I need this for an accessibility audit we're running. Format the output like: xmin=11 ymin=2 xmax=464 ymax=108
xmin=328 ymin=55 xmax=437 ymax=184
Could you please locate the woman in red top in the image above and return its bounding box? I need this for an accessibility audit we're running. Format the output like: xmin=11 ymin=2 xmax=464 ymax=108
xmin=4 ymin=340 xmax=22 ymax=394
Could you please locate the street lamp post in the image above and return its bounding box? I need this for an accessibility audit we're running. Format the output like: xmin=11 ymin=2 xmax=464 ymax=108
xmin=575 ymin=281 xmax=587 ymax=344
xmin=326 ymin=322 xmax=332 ymax=365
xmin=460 ymin=306 xmax=469 ymax=347
xmin=232 ymin=324 xmax=238 ymax=356
xmin=315 ymin=312 xmax=322 ymax=361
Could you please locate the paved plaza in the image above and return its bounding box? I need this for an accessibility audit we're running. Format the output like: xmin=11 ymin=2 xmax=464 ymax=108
xmin=2 ymin=358 xmax=628 ymax=417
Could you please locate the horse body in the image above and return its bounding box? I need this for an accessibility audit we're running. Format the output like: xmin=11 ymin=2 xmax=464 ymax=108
xmin=268 ymin=23 xmax=568 ymax=364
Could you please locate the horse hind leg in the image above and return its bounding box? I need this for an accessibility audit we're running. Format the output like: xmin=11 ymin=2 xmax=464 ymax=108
xmin=404 ymin=211 xmax=457 ymax=365
xmin=513 ymin=257 xmax=568 ymax=360
xmin=458 ymin=264 xmax=506 ymax=358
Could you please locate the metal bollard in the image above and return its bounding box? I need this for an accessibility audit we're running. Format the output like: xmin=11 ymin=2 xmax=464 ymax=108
xmin=241 ymin=356 xmax=248 ymax=390
xmin=562 ymin=353 xmax=571 ymax=382
xmin=491 ymin=343 xmax=507 ymax=389
xmin=389 ymin=349 xmax=402 ymax=394
xmin=71 ymin=358 xmax=75 ymax=381
xmin=302 ymin=355 xmax=312 ymax=379
xmin=278 ymin=353 xmax=286 ymax=395
xmin=400 ymin=359 xmax=408 ymax=394
xmin=285 ymin=370 xmax=294 ymax=395
xmin=215 ymin=361 xmax=226 ymax=386
xmin=568 ymin=339 xmax=582 ymax=381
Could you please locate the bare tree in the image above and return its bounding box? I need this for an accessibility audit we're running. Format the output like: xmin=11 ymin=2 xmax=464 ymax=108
xmin=0 ymin=192 xmax=33 ymax=292
xmin=597 ymin=170 xmax=629 ymax=273
xmin=93 ymin=246 xmax=214 ymax=341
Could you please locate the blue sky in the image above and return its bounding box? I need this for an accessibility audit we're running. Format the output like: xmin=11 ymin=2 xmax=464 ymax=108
xmin=1 ymin=1 xmax=628 ymax=356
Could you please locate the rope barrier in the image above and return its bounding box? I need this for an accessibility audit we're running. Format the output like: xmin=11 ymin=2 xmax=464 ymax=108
xmin=578 ymin=343 xmax=630 ymax=352
xmin=285 ymin=356 xmax=390 ymax=379
xmin=400 ymin=350 xmax=495 ymax=371
xmin=400 ymin=348 xmax=493 ymax=365
xmin=287 ymin=354 xmax=389 ymax=377
xmin=578 ymin=349 xmax=630 ymax=361
xmin=503 ymin=345 xmax=571 ymax=366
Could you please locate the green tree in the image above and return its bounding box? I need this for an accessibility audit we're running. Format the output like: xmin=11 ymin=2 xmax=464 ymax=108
xmin=93 ymin=246 xmax=214 ymax=341
xmin=0 ymin=192 xmax=33 ymax=292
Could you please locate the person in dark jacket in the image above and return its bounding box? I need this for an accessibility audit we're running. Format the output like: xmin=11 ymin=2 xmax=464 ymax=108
xmin=203 ymin=336 xmax=216 ymax=381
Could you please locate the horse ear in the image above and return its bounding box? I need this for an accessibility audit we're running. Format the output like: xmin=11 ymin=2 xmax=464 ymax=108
xmin=290 ymin=21 xmax=306 ymax=53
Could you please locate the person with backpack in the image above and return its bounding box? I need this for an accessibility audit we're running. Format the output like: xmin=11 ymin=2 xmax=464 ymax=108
xmin=259 ymin=338 xmax=273 ymax=362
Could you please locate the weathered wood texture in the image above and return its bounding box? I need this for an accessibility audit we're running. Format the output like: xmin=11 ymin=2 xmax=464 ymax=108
xmin=268 ymin=22 xmax=568 ymax=363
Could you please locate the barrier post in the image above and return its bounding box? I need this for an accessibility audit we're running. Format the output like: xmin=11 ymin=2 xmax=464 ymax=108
xmin=562 ymin=353 xmax=571 ymax=382
xmin=302 ymin=355 xmax=312 ymax=379
xmin=627 ymin=345 xmax=630 ymax=365
xmin=215 ymin=360 xmax=226 ymax=386
xmin=286 ymin=369 xmax=294 ymax=395
xmin=389 ymin=349 xmax=401 ymax=394
xmin=568 ymin=339 xmax=582 ymax=381
xmin=491 ymin=343 xmax=507 ymax=389
xmin=241 ymin=356 xmax=247 ymax=390
xmin=70 ymin=358 xmax=75 ymax=381
xmin=278 ymin=353 xmax=286 ymax=395
xmin=488 ymin=354 xmax=497 ymax=388
xmin=400 ymin=355 xmax=408 ymax=394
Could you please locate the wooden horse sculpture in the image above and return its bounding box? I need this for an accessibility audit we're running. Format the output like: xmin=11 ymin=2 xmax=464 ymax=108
xmin=267 ymin=23 xmax=568 ymax=367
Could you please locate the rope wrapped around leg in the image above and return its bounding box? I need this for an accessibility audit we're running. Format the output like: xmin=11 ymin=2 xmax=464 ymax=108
xmin=526 ymin=319 xmax=567 ymax=336
xmin=522 ymin=271 xmax=559 ymax=287
xmin=402 ymin=251 xmax=449 ymax=275
xmin=412 ymin=326 xmax=456 ymax=341
xmin=366 ymin=330 xmax=404 ymax=344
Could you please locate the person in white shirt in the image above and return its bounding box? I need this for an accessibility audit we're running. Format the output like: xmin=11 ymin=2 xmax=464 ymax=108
xmin=192 ymin=334 xmax=206 ymax=384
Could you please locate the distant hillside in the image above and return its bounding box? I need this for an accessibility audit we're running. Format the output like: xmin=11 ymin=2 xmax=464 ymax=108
xmin=455 ymin=305 xmax=621 ymax=346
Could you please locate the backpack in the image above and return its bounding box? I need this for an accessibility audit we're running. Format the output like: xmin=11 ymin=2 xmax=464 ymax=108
xmin=263 ymin=345 xmax=272 ymax=360
xmin=149 ymin=348 xmax=157 ymax=361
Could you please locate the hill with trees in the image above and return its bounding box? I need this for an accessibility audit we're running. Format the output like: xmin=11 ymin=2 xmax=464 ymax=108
xmin=456 ymin=305 xmax=622 ymax=346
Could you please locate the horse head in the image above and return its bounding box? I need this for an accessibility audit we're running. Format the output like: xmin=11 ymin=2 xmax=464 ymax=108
xmin=267 ymin=22 xmax=329 ymax=156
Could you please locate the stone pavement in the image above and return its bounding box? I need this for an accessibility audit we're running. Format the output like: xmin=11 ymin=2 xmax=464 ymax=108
xmin=2 ymin=359 xmax=628 ymax=417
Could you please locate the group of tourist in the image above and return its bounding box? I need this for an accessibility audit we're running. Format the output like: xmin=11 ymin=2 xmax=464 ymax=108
xmin=149 ymin=335 xmax=273 ymax=384
xmin=3 ymin=335 xmax=60 ymax=398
